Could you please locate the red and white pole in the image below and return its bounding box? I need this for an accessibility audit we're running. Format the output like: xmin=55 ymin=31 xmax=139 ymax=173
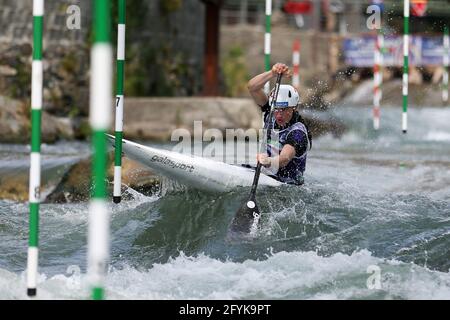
xmin=292 ymin=39 xmax=300 ymax=90
xmin=373 ymin=30 xmax=384 ymax=130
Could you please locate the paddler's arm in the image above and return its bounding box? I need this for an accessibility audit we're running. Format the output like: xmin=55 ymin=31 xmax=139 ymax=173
xmin=257 ymin=144 xmax=296 ymax=170
xmin=248 ymin=63 xmax=291 ymax=107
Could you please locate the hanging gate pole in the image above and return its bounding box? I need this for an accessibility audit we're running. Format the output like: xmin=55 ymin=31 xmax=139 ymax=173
xmin=443 ymin=25 xmax=449 ymax=105
xmin=27 ymin=0 xmax=44 ymax=297
xmin=113 ymin=0 xmax=126 ymax=204
xmin=373 ymin=29 xmax=384 ymax=130
xmin=88 ymin=0 xmax=113 ymax=300
xmin=402 ymin=0 xmax=409 ymax=134
xmin=292 ymin=39 xmax=300 ymax=90
xmin=264 ymin=0 xmax=272 ymax=94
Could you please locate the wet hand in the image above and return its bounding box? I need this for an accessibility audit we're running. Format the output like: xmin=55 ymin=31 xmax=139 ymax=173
xmin=271 ymin=63 xmax=291 ymax=78
xmin=257 ymin=153 xmax=272 ymax=167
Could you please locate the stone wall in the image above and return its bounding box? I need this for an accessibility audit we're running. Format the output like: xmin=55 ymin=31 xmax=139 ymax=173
xmin=0 ymin=0 xmax=91 ymax=116
xmin=0 ymin=95 xmax=75 ymax=143
xmin=0 ymin=0 xmax=207 ymax=114
xmin=0 ymin=0 xmax=90 ymax=46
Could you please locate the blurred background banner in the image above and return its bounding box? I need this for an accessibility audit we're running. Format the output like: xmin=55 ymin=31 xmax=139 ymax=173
xmin=411 ymin=0 xmax=428 ymax=17
xmin=344 ymin=35 xmax=450 ymax=67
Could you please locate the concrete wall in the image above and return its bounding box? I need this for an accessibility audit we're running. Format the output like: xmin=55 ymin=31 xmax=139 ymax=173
xmin=121 ymin=97 xmax=262 ymax=141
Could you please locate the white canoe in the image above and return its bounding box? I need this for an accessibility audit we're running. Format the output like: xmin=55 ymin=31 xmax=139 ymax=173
xmin=107 ymin=135 xmax=282 ymax=193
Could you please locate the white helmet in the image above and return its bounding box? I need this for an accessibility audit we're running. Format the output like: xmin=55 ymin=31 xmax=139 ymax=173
xmin=269 ymin=84 xmax=299 ymax=108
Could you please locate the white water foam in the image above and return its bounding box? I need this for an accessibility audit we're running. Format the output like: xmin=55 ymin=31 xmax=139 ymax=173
xmin=1 ymin=250 xmax=449 ymax=300
xmin=425 ymin=131 xmax=450 ymax=142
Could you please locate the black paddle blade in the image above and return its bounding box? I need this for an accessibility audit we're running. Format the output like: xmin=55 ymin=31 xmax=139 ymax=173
xmin=228 ymin=198 xmax=261 ymax=238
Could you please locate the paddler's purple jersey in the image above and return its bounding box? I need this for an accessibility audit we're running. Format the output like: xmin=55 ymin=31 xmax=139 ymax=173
xmin=261 ymin=103 xmax=310 ymax=185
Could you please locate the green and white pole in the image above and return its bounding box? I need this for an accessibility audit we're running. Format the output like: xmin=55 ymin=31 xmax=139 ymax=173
xmin=264 ymin=0 xmax=272 ymax=94
xmin=443 ymin=26 xmax=449 ymax=105
xmin=27 ymin=0 xmax=44 ymax=298
xmin=113 ymin=0 xmax=126 ymax=204
xmin=402 ymin=0 xmax=409 ymax=134
xmin=88 ymin=0 xmax=112 ymax=300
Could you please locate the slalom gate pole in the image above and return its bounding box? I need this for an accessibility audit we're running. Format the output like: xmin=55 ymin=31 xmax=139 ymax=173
xmin=88 ymin=0 xmax=113 ymax=300
xmin=402 ymin=0 xmax=409 ymax=134
xmin=373 ymin=29 xmax=384 ymax=130
xmin=292 ymin=39 xmax=300 ymax=90
xmin=27 ymin=0 xmax=44 ymax=297
xmin=113 ymin=0 xmax=126 ymax=204
xmin=443 ymin=25 xmax=449 ymax=105
xmin=264 ymin=0 xmax=272 ymax=94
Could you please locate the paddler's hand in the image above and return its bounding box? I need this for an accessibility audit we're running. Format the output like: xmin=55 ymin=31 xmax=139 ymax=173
xmin=257 ymin=153 xmax=272 ymax=168
xmin=271 ymin=63 xmax=291 ymax=78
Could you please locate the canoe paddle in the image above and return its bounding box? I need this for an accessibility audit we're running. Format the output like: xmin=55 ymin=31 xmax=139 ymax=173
xmin=228 ymin=73 xmax=283 ymax=237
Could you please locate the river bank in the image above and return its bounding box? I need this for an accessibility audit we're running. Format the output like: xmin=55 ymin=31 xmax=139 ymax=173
xmin=2 ymin=77 xmax=448 ymax=145
xmin=0 ymin=95 xmax=347 ymax=144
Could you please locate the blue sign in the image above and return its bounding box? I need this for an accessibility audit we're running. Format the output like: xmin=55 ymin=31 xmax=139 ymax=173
xmin=344 ymin=35 xmax=449 ymax=67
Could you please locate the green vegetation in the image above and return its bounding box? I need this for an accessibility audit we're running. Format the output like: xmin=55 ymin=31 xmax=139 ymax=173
xmin=61 ymin=51 xmax=77 ymax=74
xmin=124 ymin=44 xmax=194 ymax=96
xmin=221 ymin=45 xmax=250 ymax=97
xmin=75 ymin=119 xmax=92 ymax=140
xmin=111 ymin=0 xmax=196 ymax=97
xmin=7 ymin=61 xmax=30 ymax=100
xmin=160 ymin=0 xmax=183 ymax=15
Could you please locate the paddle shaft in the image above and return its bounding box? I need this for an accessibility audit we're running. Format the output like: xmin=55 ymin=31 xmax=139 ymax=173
xmin=249 ymin=72 xmax=283 ymax=197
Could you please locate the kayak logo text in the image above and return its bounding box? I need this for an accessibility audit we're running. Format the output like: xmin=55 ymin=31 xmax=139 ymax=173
xmin=151 ymin=155 xmax=195 ymax=172
xmin=170 ymin=121 xmax=280 ymax=167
